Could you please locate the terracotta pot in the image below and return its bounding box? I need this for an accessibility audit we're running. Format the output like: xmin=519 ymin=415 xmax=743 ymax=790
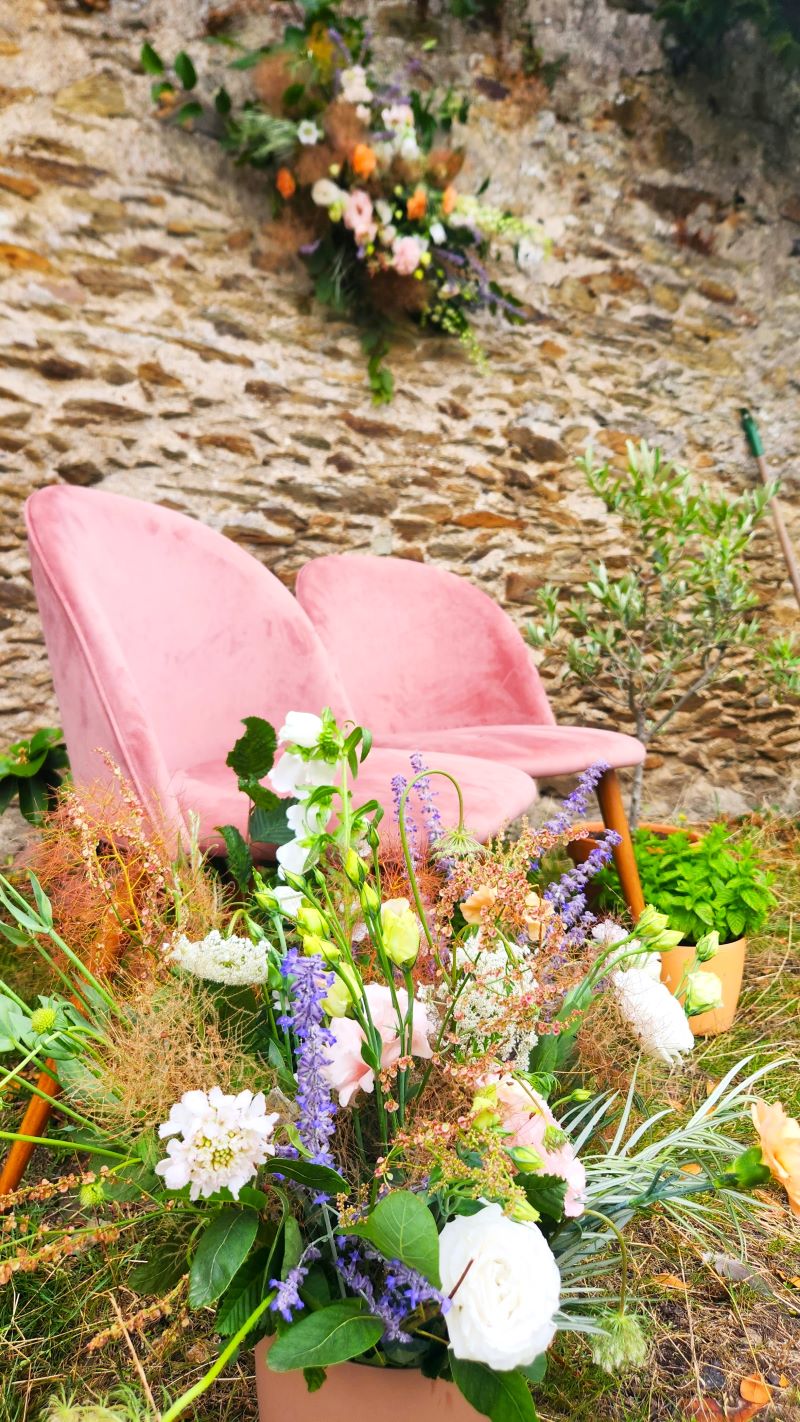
xmin=254 ymin=1339 xmax=482 ymax=1421
xmin=659 ymin=938 xmax=746 ymax=1036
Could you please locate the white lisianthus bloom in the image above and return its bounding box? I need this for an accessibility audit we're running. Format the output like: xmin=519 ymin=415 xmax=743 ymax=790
xmin=297 ymin=119 xmax=322 ymax=145
xmin=340 ymin=65 xmax=372 ymax=105
xmin=612 ymin=968 xmax=694 ymax=1063
xmin=269 ymin=751 xmax=333 ymax=797
xmin=685 ymin=969 xmax=724 ymax=1015
xmin=276 ymin=836 xmax=313 ymax=877
xmin=429 ymin=220 xmax=446 ymax=245
xmin=166 ymin=930 xmax=269 ymax=985
xmin=155 ymin=1088 xmax=279 ymax=1200
xmin=278 ymin=711 xmax=324 ymax=748
xmin=311 ymin=178 xmax=347 ymax=208
xmin=440 ymin=1203 xmax=560 ymax=1369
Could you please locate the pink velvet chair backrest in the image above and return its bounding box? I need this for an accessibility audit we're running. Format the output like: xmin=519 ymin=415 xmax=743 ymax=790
xmin=296 ymin=553 xmax=555 ymax=735
xmin=25 ymin=485 xmax=351 ymax=816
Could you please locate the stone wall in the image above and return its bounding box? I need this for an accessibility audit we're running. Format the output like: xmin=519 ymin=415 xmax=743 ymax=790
xmin=1 ymin=0 xmax=799 ymax=857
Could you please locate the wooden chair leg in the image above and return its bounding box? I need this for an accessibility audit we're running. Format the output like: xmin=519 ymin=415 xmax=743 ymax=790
xmin=595 ymin=767 xmax=645 ymax=920
xmin=0 ymin=891 xmax=128 ymax=1197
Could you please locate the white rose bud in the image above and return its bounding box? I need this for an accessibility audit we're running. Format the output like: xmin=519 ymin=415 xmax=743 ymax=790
xmin=440 ymin=1202 xmax=560 ymax=1370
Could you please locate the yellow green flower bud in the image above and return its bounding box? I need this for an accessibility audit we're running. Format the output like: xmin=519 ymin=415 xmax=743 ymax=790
xmin=343 ymin=849 xmax=368 ymax=886
xmin=508 ymin=1145 xmax=544 ymax=1173
xmin=322 ymin=977 xmax=352 ymax=1018
xmin=380 ymin=897 xmax=420 ymax=966
xmin=510 ymin=1197 xmax=540 ymax=1223
xmin=302 ymin=933 xmax=341 ymax=963
xmin=30 ymin=1006 xmax=57 ymax=1035
xmin=296 ymin=902 xmax=328 ymax=937
xmin=685 ymin=969 xmax=723 ymax=1016
xmin=695 ymin=930 xmax=720 ymax=963
xmin=470 ymin=1086 xmax=500 ymax=1131
xmin=360 ymin=882 xmax=381 ymax=913
xmin=79 ymin=1179 xmax=105 ymax=1208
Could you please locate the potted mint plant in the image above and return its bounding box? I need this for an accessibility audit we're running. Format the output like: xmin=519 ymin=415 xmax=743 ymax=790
xmin=597 ymin=824 xmax=776 ymax=1034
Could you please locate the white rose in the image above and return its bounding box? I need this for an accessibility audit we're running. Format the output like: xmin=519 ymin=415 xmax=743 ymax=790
xmin=311 ymin=178 xmax=347 ymax=209
xmin=440 ymin=1202 xmax=560 ymax=1370
xmin=278 ymin=711 xmax=324 ymax=748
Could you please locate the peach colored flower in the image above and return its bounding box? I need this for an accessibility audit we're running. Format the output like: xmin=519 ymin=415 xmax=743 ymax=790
xmin=492 ymin=1074 xmax=586 ymax=1218
xmin=343 ymin=189 xmax=377 ymax=245
xmin=752 ymin=1098 xmax=800 ymax=1216
xmin=406 ymin=186 xmax=427 ymax=221
xmin=323 ymin=983 xmax=432 ymax=1105
xmin=461 ymin=884 xmax=499 ymax=925
xmin=276 ymin=167 xmax=296 ymax=199
xmin=442 ymin=184 xmax=457 ymax=216
xmin=351 ymin=142 xmax=377 ymax=179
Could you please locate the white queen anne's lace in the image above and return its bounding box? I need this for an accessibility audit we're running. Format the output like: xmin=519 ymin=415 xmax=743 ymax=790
xmin=166 ymin=930 xmax=270 ymax=986
xmin=422 ymin=931 xmax=539 ymax=1066
xmin=155 ymin=1087 xmax=279 ymax=1200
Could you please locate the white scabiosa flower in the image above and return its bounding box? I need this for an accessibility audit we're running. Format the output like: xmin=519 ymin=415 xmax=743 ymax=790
xmin=612 ymin=968 xmax=694 ymax=1063
xmin=311 ymin=178 xmax=347 ymax=209
xmin=590 ymin=1310 xmax=648 ymax=1373
xmin=339 ymin=65 xmax=372 ymax=105
xmin=297 ymin=119 xmax=322 ymax=146
xmin=166 ymin=930 xmax=270 ymax=986
xmin=440 ymin=1202 xmax=560 ymax=1369
xmin=592 ymin=920 xmax=661 ymax=980
xmin=155 ymin=1087 xmax=279 ymax=1200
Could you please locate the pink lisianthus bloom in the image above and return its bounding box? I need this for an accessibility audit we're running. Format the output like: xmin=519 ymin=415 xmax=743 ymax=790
xmin=392 ymin=234 xmax=424 ymax=276
xmin=491 ymin=1074 xmax=586 ymax=1218
xmin=323 ymin=983 xmax=433 ymax=1105
xmin=343 ymin=189 xmax=377 ymax=245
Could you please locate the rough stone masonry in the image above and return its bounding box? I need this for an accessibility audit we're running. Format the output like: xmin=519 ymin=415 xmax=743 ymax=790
xmin=1 ymin=0 xmax=799 ymax=858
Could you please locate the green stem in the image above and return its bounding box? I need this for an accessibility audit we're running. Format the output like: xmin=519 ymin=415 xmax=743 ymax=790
xmin=0 ymin=1130 xmax=128 ymax=1161
xmin=582 ymin=1208 xmax=630 ymax=1312
xmin=160 ymin=1292 xmax=275 ymax=1422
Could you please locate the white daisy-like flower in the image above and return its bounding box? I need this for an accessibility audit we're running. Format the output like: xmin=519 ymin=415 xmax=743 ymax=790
xmin=612 ymin=968 xmax=694 ymax=1064
xmin=340 ymin=65 xmax=372 ymax=105
xmin=297 ymin=119 xmax=322 ymax=146
xmin=155 ymin=1087 xmax=279 ymax=1200
xmin=167 ymin=930 xmax=270 ymax=985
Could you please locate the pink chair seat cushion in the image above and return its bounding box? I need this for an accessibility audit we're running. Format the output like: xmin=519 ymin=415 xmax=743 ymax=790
xmin=372 ymin=724 xmax=646 ymax=776
xmin=170 ymin=747 xmax=536 ymax=854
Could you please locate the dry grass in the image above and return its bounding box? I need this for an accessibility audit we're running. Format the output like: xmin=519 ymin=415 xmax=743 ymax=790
xmin=0 ymin=818 xmax=798 ymax=1421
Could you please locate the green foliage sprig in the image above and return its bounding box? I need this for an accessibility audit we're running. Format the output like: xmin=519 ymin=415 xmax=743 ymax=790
xmin=596 ymin=824 xmax=776 ymax=944
xmin=654 ymin=0 xmax=800 ymax=72
xmin=0 ymin=728 xmax=69 ymax=825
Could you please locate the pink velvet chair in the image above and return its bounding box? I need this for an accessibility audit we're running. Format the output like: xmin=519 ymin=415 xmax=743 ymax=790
xmin=296 ymin=554 xmax=646 ymax=913
xmin=24 ymin=486 xmax=537 ymax=851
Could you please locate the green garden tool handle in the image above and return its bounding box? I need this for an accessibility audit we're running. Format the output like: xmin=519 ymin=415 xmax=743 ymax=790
xmin=740 ymin=409 xmax=800 ymax=611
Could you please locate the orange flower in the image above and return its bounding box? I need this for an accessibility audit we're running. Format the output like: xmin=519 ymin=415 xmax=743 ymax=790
xmin=351 ymin=143 xmax=377 ymax=179
xmin=442 ymin=184 xmax=457 ymax=216
xmin=752 ymin=1098 xmax=800 ymax=1215
xmin=461 ymin=885 xmax=498 ymax=925
xmin=276 ymin=168 xmax=296 ymax=199
xmin=406 ymin=186 xmax=427 ymax=221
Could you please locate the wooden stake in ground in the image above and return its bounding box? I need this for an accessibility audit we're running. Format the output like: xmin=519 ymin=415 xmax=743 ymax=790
xmin=741 ymin=409 xmax=800 ymax=612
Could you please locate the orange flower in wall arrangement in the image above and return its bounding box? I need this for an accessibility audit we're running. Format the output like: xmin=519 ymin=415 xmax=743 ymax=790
xmin=442 ymin=184 xmax=457 ymax=215
xmin=351 ymin=142 xmax=377 ymax=179
xmin=406 ymin=186 xmax=428 ymax=221
xmin=276 ymin=167 xmax=296 ymax=199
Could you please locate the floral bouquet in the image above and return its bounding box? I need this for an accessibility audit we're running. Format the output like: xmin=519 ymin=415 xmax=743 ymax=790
xmin=0 ymin=711 xmax=791 ymax=1422
xmin=141 ymin=0 xmax=543 ymax=401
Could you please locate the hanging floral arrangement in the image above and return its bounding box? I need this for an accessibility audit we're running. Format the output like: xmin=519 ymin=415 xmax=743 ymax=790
xmin=141 ymin=0 xmax=544 ymax=401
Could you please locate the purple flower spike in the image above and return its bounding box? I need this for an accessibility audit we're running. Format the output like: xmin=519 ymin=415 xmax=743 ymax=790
xmin=279 ymin=949 xmax=337 ymax=1169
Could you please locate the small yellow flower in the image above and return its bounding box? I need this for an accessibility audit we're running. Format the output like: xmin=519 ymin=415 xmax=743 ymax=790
xmin=381 ymin=897 xmax=420 ymax=966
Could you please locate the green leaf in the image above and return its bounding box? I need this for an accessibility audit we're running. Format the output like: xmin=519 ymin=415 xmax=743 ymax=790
xmin=519 ymin=1173 xmax=568 ymax=1221
xmin=140 ymin=41 xmax=165 ymax=74
xmin=303 ymin=1367 xmax=327 ymax=1392
xmin=451 ymin=1359 xmax=538 ymax=1422
xmin=16 ymin=775 xmax=48 ymax=825
xmin=281 ymin=1215 xmax=304 ymax=1278
xmin=267 ymin=1300 xmax=384 ymax=1371
xmin=216 ymin=824 xmax=253 ymax=891
xmin=227 ymin=716 xmax=278 ymax=781
xmin=249 ymin=800 xmax=294 ymax=846
xmin=215 ymin=86 xmax=232 ymax=115
xmin=174 ymin=51 xmax=198 ymax=89
xmin=189 ymin=1207 xmax=259 ymax=1308
xmin=262 ymin=1158 xmax=349 ymax=1196
xmin=341 ymin=1190 xmax=440 ymax=1286
xmin=175 ymin=101 xmax=204 ymax=125
xmin=520 ymin=1356 xmax=547 ymax=1384
xmin=216 ymin=1244 xmax=276 ymax=1337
